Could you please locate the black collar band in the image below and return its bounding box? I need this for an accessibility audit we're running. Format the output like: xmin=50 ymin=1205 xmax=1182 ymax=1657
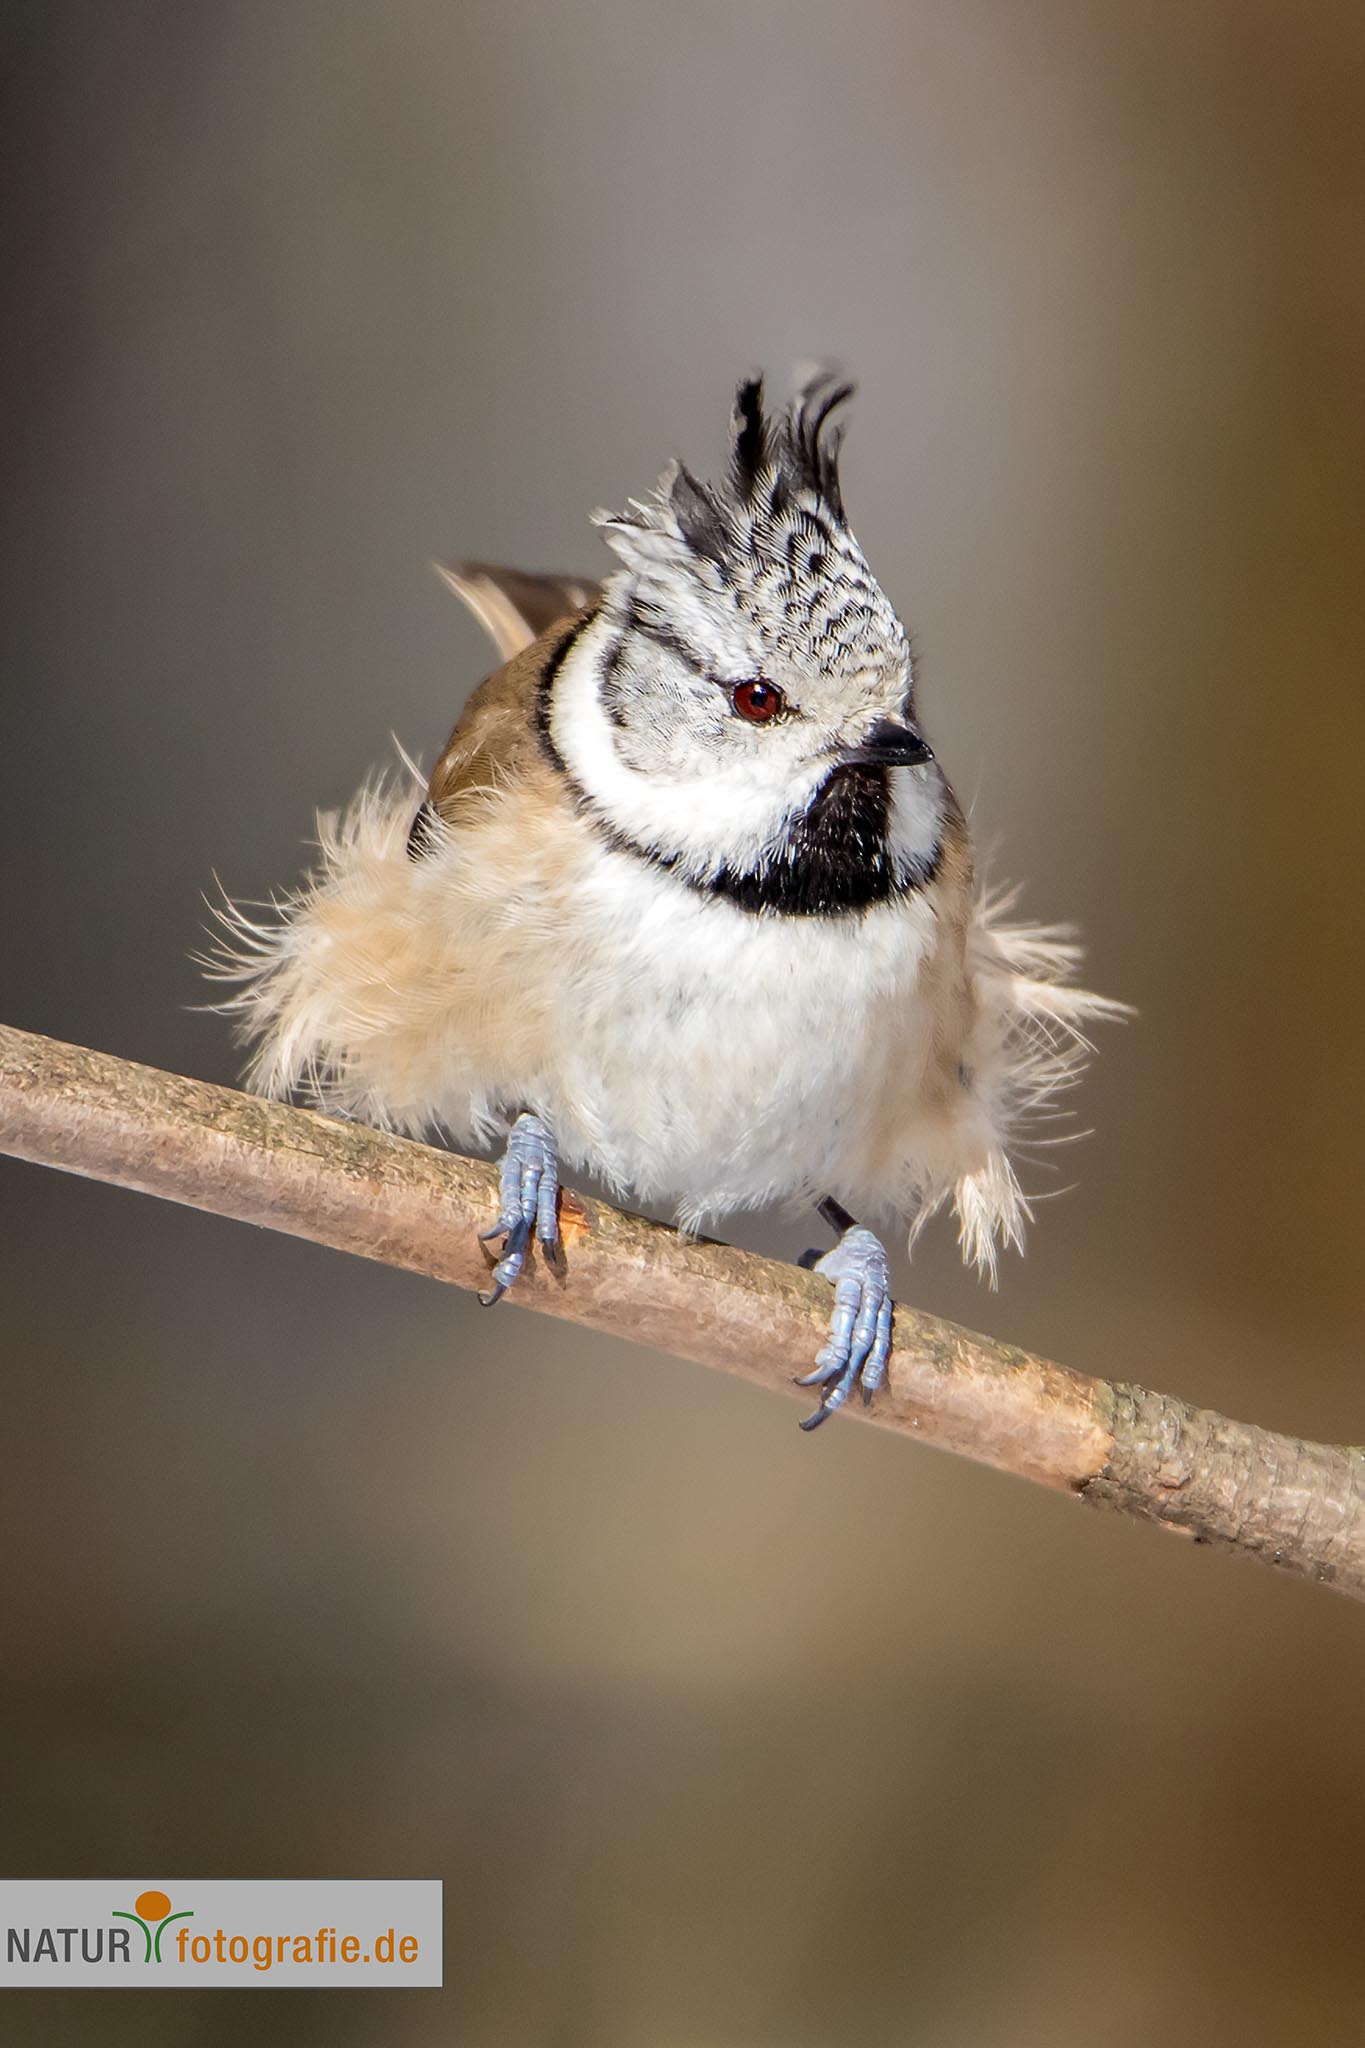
xmin=589 ymin=762 xmax=940 ymax=918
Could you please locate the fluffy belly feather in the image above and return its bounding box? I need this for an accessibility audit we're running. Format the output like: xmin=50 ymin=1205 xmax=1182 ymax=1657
xmin=537 ymin=844 xmax=945 ymax=1222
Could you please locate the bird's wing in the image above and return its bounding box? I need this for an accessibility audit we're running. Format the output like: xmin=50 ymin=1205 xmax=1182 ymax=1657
xmin=436 ymin=561 xmax=603 ymax=662
xmin=423 ymin=607 xmax=596 ymax=828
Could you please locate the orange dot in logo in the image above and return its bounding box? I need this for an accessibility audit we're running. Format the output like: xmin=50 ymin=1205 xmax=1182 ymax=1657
xmin=134 ymin=1890 xmax=172 ymax=1923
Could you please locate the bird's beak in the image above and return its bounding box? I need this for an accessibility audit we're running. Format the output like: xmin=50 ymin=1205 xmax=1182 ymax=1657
xmin=842 ymin=717 xmax=934 ymax=769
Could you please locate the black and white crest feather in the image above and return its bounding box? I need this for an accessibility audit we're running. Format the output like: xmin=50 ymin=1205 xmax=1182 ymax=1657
xmin=728 ymin=368 xmax=852 ymax=519
xmin=592 ymin=370 xmax=910 ymax=695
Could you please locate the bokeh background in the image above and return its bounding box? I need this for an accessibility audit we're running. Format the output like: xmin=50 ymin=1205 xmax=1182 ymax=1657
xmin=3 ymin=2 xmax=1364 ymax=2041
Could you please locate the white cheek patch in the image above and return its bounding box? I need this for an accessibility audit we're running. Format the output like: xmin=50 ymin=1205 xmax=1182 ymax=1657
xmin=888 ymin=765 xmax=947 ymax=877
xmin=549 ymin=614 xmax=824 ymax=878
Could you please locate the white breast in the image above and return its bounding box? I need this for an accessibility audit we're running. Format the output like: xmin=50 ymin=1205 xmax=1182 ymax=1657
xmin=537 ymin=836 xmax=945 ymax=1227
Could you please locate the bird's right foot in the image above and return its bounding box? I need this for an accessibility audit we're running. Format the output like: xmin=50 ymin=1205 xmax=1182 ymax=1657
xmin=796 ymin=1198 xmax=895 ymax=1430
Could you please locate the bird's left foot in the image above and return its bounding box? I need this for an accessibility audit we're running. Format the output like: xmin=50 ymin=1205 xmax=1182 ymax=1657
xmin=796 ymin=1205 xmax=894 ymax=1430
xmin=478 ymin=1112 xmax=561 ymax=1305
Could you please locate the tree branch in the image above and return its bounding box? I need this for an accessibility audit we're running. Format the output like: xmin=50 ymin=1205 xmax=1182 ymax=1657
xmin=2 ymin=1020 xmax=1362 ymax=1601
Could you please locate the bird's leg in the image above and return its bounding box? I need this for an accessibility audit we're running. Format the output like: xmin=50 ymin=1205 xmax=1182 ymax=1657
xmin=478 ymin=1112 xmax=561 ymax=1306
xmin=795 ymin=1196 xmax=894 ymax=1431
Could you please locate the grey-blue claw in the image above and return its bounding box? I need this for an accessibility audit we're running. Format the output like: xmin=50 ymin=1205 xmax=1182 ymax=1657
xmin=478 ymin=1113 xmax=561 ymax=1305
xmin=799 ymin=1224 xmax=893 ymax=1430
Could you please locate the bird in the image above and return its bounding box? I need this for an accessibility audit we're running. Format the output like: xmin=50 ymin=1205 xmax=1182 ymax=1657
xmin=209 ymin=370 xmax=1117 ymax=1428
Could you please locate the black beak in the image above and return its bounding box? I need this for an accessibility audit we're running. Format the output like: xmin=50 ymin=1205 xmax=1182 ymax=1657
xmin=842 ymin=717 xmax=934 ymax=769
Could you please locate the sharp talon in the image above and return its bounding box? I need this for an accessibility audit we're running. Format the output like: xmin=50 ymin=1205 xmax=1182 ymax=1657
xmin=478 ymin=1283 xmax=506 ymax=1308
xmin=796 ymin=1354 xmax=840 ymax=1387
xmin=799 ymin=1403 xmax=832 ymax=1432
xmin=796 ymin=1247 xmax=821 ymax=1270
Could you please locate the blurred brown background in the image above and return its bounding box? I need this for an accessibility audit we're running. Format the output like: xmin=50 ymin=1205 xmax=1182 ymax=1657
xmin=2 ymin=2 xmax=1364 ymax=2042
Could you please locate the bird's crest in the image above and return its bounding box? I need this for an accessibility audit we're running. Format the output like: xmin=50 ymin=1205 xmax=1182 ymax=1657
xmin=593 ymin=370 xmax=907 ymax=688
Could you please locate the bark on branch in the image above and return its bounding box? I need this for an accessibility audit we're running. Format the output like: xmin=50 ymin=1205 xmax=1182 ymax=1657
xmin=2 ymin=1020 xmax=1362 ymax=1601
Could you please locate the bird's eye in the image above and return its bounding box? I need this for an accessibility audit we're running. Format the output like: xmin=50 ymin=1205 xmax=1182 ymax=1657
xmin=731 ymin=679 xmax=785 ymax=724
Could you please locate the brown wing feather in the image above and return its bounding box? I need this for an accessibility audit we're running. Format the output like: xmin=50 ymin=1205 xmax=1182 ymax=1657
xmin=426 ymin=606 xmax=595 ymax=818
xmin=435 ymin=561 xmax=602 ymax=662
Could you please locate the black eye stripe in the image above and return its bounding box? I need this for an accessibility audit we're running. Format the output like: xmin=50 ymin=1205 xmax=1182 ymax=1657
xmin=628 ymin=604 xmax=705 ymax=672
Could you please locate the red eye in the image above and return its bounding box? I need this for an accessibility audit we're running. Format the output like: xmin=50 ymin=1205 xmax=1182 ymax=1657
xmin=731 ymin=679 xmax=785 ymax=724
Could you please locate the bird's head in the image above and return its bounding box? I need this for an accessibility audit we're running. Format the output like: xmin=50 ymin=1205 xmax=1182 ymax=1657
xmin=545 ymin=371 xmax=947 ymax=914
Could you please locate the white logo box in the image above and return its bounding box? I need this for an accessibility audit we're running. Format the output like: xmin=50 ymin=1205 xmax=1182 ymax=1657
xmin=0 ymin=1880 xmax=442 ymax=1987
